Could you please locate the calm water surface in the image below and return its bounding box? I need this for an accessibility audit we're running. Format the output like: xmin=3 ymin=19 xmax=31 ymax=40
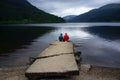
xmin=0 ymin=23 xmax=120 ymax=68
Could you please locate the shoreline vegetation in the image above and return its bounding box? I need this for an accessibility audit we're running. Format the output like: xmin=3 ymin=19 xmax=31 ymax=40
xmin=0 ymin=26 xmax=55 ymax=55
xmin=0 ymin=64 xmax=120 ymax=80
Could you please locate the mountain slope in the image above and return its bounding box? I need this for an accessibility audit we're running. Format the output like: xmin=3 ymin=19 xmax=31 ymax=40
xmin=63 ymin=15 xmax=76 ymax=21
xmin=68 ymin=3 xmax=120 ymax=22
xmin=0 ymin=0 xmax=65 ymax=24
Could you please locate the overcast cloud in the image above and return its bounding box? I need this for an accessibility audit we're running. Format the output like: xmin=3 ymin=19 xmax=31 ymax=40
xmin=27 ymin=0 xmax=120 ymax=17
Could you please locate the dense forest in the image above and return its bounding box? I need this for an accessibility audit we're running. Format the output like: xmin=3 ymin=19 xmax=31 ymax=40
xmin=0 ymin=0 xmax=65 ymax=24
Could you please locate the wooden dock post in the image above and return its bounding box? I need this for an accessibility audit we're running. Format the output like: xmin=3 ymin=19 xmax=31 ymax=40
xmin=25 ymin=41 xmax=79 ymax=79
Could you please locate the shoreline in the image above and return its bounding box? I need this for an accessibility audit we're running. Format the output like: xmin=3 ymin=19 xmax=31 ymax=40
xmin=0 ymin=64 xmax=120 ymax=80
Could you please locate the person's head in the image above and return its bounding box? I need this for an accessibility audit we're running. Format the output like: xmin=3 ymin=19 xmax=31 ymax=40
xmin=65 ymin=33 xmax=67 ymax=35
xmin=60 ymin=33 xmax=63 ymax=36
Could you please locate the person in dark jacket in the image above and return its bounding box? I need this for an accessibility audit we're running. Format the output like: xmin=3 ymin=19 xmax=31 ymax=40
xmin=59 ymin=33 xmax=64 ymax=41
xmin=64 ymin=33 xmax=69 ymax=41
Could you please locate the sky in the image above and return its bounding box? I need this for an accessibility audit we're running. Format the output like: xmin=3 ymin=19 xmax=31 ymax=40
xmin=27 ymin=0 xmax=120 ymax=17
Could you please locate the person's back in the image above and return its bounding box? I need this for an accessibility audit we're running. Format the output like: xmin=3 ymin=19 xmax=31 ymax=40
xmin=64 ymin=33 xmax=69 ymax=41
xmin=59 ymin=33 xmax=63 ymax=41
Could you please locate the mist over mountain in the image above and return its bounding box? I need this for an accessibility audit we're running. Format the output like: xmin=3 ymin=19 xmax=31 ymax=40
xmin=66 ymin=3 xmax=120 ymax=22
xmin=63 ymin=15 xmax=76 ymax=21
xmin=0 ymin=0 xmax=65 ymax=24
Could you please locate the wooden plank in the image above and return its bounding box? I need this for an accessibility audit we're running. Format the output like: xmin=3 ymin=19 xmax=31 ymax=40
xmin=25 ymin=41 xmax=79 ymax=78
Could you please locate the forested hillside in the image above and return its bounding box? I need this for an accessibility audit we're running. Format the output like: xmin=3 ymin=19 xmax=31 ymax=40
xmin=67 ymin=3 xmax=120 ymax=22
xmin=0 ymin=0 xmax=65 ymax=24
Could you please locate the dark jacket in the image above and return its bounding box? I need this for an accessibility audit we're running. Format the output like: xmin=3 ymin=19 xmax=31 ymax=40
xmin=59 ymin=34 xmax=63 ymax=41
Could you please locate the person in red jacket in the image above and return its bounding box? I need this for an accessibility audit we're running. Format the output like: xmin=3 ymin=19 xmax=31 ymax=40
xmin=64 ymin=33 xmax=69 ymax=41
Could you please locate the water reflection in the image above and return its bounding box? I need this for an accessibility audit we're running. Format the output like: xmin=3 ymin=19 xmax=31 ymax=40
xmin=38 ymin=27 xmax=120 ymax=68
xmin=77 ymin=36 xmax=120 ymax=67
xmin=7 ymin=23 xmax=120 ymax=27
xmin=76 ymin=26 xmax=120 ymax=68
xmin=0 ymin=23 xmax=120 ymax=68
xmin=83 ymin=26 xmax=120 ymax=40
xmin=52 ymin=27 xmax=93 ymax=40
xmin=0 ymin=26 xmax=54 ymax=54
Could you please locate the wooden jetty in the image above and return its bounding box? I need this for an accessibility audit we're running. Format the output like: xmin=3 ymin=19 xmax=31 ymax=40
xmin=25 ymin=41 xmax=79 ymax=79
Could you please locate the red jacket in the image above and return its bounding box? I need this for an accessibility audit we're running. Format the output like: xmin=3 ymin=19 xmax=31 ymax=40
xmin=64 ymin=34 xmax=69 ymax=41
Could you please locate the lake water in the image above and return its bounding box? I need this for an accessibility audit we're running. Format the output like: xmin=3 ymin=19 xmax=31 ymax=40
xmin=0 ymin=23 xmax=120 ymax=68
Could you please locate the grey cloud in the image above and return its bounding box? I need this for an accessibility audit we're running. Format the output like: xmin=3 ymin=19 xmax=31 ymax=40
xmin=27 ymin=0 xmax=120 ymax=17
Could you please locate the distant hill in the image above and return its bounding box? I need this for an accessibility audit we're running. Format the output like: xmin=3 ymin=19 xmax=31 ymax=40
xmin=0 ymin=0 xmax=65 ymax=24
xmin=67 ymin=3 xmax=120 ymax=22
xmin=63 ymin=15 xmax=76 ymax=21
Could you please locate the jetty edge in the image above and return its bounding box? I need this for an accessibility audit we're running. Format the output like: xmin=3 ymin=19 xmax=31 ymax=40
xmin=25 ymin=40 xmax=80 ymax=79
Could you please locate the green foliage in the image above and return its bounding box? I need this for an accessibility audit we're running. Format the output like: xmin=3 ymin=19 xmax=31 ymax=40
xmin=0 ymin=0 xmax=65 ymax=24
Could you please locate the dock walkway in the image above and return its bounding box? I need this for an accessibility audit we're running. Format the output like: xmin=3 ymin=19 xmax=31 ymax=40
xmin=25 ymin=41 xmax=79 ymax=79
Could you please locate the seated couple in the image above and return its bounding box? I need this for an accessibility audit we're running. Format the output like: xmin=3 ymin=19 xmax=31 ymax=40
xmin=59 ymin=33 xmax=69 ymax=42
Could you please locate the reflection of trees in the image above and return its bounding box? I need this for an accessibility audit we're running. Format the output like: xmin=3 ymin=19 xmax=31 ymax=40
xmin=0 ymin=26 xmax=54 ymax=54
xmin=84 ymin=26 xmax=120 ymax=40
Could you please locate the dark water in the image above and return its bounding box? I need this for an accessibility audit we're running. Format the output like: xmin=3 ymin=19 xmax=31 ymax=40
xmin=0 ymin=23 xmax=120 ymax=68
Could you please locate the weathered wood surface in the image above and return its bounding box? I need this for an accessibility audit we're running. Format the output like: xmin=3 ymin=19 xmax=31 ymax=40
xmin=25 ymin=41 xmax=79 ymax=78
